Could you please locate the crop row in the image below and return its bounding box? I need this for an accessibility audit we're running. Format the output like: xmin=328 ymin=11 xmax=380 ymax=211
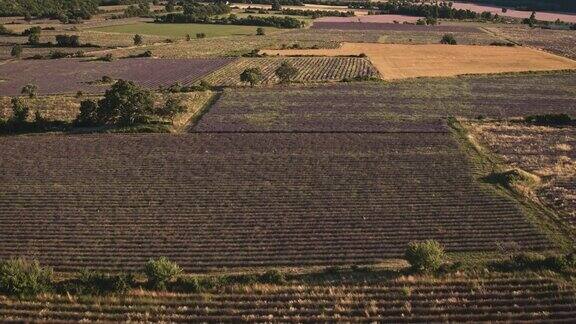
xmin=194 ymin=71 xmax=576 ymax=132
xmin=1 ymin=277 xmax=574 ymax=322
xmin=0 ymin=57 xmax=234 ymax=96
xmin=0 ymin=133 xmax=552 ymax=271
xmin=204 ymin=57 xmax=380 ymax=87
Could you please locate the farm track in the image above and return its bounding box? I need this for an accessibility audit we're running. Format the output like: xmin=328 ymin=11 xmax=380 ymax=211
xmin=0 ymin=133 xmax=554 ymax=271
xmin=1 ymin=276 xmax=575 ymax=322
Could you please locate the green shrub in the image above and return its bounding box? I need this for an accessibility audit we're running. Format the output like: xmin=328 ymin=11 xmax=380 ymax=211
xmin=11 ymin=44 xmax=22 ymax=58
xmin=133 ymin=34 xmax=143 ymax=46
xmin=260 ymin=269 xmax=285 ymax=284
xmin=59 ymin=269 xmax=134 ymax=295
xmin=156 ymin=97 xmax=186 ymax=120
xmin=440 ymin=34 xmax=457 ymax=45
xmin=144 ymin=257 xmax=182 ymax=290
xmin=10 ymin=97 xmax=29 ymax=124
xmin=404 ymin=240 xmax=445 ymax=273
xmin=172 ymin=276 xmax=201 ymax=293
xmin=0 ymin=258 xmax=53 ymax=297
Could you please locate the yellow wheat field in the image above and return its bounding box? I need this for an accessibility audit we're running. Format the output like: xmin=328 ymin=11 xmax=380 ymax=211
xmin=263 ymin=43 xmax=576 ymax=79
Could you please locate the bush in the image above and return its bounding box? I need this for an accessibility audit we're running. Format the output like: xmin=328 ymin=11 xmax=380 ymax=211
xmin=525 ymin=114 xmax=572 ymax=126
xmin=21 ymin=84 xmax=38 ymax=98
xmin=256 ymin=27 xmax=265 ymax=35
xmin=11 ymin=44 xmax=22 ymax=58
xmin=172 ymin=276 xmax=201 ymax=293
xmin=240 ymin=67 xmax=263 ymax=87
xmin=259 ymin=269 xmax=285 ymax=284
xmin=0 ymin=258 xmax=53 ymax=297
xmin=492 ymin=252 xmax=576 ymax=272
xmin=74 ymin=99 xmax=99 ymax=126
xmin=49 ymin=50 xmax=70 ymax=59
xmin=10 ymin=97 xmax=29 ymax=124
xmin=275 ymin=61 xmax=298 ymax=83
xmin=71 ymin=269 xmax=133 ymax=295
xmin=196 ymin=33 xmax=206 ymax=39
xmin=404 ymin=240 xmax=445 ymax=273
xmin=55 ymin=34 xmax=81 ymax=47
xmin=100 ymin=53 xmax=114 ymax=62
xmin=156 ymin=97 xmax=187 ymax=120
xmin=133 ymin=34 xmax=143 ymax=46
xmin=28 ymin=33 xmax=40 ymax=45
xmin=144 ymin=257 xmax=182 ymax=290
xmin=440 ymin=34 xmax=457 ymax=45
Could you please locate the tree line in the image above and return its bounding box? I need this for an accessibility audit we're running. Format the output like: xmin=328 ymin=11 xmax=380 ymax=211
xmin=0 ymin=0 xmax=99 ymax=20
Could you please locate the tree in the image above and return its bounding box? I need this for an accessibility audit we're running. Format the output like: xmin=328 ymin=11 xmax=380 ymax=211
xmin=271 ymin=0 xmax=282 ymax=11
xmin=256 ymin=27 xmax=265 ymax=35
xmin=97 ymin=79 xmax=155 ymax=126
xmin=74 ymin=99 xmax=99 ymax=126
xmin=10 ymin=97 xmax=29 ymax=124
xmin=11 ymin=44 xmax=22 ymax=58
xmin=404 ymin=240 xmax=445 ymax=273
xmin=133 ymin=34 xmax=143 ymax=46
xmin=156 ymin=97 xmax=187 ymax=120
xmin=55 ymin=34 xmax=81 ymax=47
xmin=440 ymin=34 xmax=457 ymax=45
xmin=240 ymin=67 xmax=263 ymax=87
xmin=186 ymin=34 xmax=191 ymax=41
xmin=144 ymin=257 xmax=182 ymax=290
xmin=275 ymin=61 xmax=298 ymax=84
xmin=166 ymin=0 xmax=176 ymax=13
xmin=21 ymin=84 xmax=38 ymax=98
xmin=28 ymin=33 xmax=40 ymax=45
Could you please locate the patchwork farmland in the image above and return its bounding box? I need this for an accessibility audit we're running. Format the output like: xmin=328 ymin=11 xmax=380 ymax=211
xmin=1 ymin=0 xmax=576 ymax=321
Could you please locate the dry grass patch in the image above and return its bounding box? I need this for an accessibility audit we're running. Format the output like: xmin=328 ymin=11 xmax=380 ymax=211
xmin=467 ymin=121 xmax=576 ymax=227
xmin=263 ymin=43 xmax=576 ymax=80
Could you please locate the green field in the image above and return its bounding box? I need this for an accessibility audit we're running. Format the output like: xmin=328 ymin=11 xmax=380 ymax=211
xmin=91 ymin=22 xmax=283 ymax=38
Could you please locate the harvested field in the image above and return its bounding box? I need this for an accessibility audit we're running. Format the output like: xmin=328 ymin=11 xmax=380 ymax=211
xmin=1 ymin=275 xmax=575 ymax=322
xmin=487 ymin=25 xmax=576 ymax=60
xmin=204 ymin=57 xmax=380 ymax=86
xmin=195 ymin=72 xmax=576 ymax=132
xmin=469 ymin=122 xmax=576 ymax=227
xmin=0 ymin=132 xmax=552 ymax=271
xmin=263 ymin=43 xmax=576 ymax=79
xmin=100 ymin=29 xmax=383 ymax=58
xmin=0 ymin=57 xmax=234 ymax=95
xmin=451 ymin=1 xmax=576 ymax=23
xmin=316 ymin=14 xmax=422 ymax=23
xmin=311 ymin=22 xmax=481 ymax=32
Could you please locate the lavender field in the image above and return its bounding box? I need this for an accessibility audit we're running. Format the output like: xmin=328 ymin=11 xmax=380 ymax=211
xmin=0 ymin=57 xmax=234 ymax=95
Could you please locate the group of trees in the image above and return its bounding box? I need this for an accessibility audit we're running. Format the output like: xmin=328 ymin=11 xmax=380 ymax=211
xmin=240 ymin=61 xmax=299 ymax=86
xmin=75 ymin=79 xmax=186 ymax=127
xmin=160 ymin=12 xmax=303 ymax=28
xmin=0 ymin=0 xmax=99 ymax=22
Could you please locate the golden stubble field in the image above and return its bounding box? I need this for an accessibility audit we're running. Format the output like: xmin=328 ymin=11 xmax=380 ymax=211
xmin=263 ymin=43 xmax=576 ymax=79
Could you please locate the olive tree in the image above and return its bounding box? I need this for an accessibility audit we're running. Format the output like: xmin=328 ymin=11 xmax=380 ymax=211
xmin=240 ymin=67 xmax=263 ymax=87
